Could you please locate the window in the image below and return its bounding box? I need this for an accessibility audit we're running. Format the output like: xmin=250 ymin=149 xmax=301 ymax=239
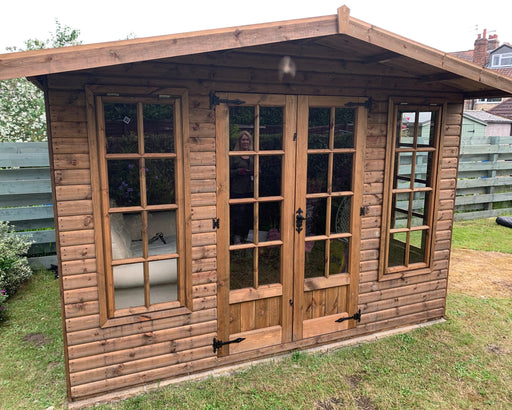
xmin=477 ymin=98 xmax=503 ymax=103
xmin=491 ymin=53 xmax=512 ymax=67
xmin=92 ymin=89 xmax=188 ymax=322
xmin=379 ymin=102 xmax=443 ymax=279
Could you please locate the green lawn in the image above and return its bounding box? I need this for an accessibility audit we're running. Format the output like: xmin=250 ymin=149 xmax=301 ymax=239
xmin=0 ymin=218 xmax=511 ymax=409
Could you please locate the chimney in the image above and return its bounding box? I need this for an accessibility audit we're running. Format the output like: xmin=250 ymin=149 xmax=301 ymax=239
xmin=488 ymin=34 xmax=499 ymax=51
xmin=473 ymin=29 xmax=489 ymax=66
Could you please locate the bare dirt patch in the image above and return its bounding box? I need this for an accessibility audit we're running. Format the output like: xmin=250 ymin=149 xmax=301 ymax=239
xmin=449 ymin=249 xmax=512 ymax=298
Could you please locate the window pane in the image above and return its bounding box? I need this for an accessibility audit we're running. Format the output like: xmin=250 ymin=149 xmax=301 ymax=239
xmin=258 ymin=246 xmax=281 ymax=286
xmin=331 ymin=196 xmax=351 ymax=234
xmin=260 ymin=107 xmax=283 ymax=150
xmin=308 ymin=107 xmax=330 ymax=149
xmin=259 ymin=156 xmax=281 ymax=197
xmin=143 ymin=104 xmax=174 ymax=153
xmin=111 ymin=212 xmax=141 ymax=259
xmin=392 ymin=192 xmax=410 ymax=229
xmin=306 ymin=198 xmax=326 ymax=237
xmin=104 ymin=103 xmax=138 ymax=154
xmin=388 ymin=232 xmax=406 ymax=268
xmin=334 ymin=108 xmax=354 ymax=148
xmin=108 ymin=159 xmax=140 ymax=207
xmin=147 ymin=210 xmax=176 ymax=255
xmin=414 ymin=152 xmax=432 ymax=189
xmin=329 ymin=238 xmax=349 ymax=275
xmin=305 ymin=240 xmax=325 ymax=279
xmin=230 ymin=249 xmax=254 ymax=290
xmin=417 ymin=111 xmax=435 ymax=146
xmin=113 ymin=263 xmax=144 ymax=309
xmin=259 ymin=202 xmax=281 ymax=240
xmin=411 ymin=192 xmax=429 ymax=227
xmin=230 ymin=106 xmax=254 ymax=151
xmin=394 ymin=152 xmax=412 ymax=189
xmin=307 ymin=154 xmax=328 ymax=193
xmin=230 ymin=203 xmax=253 ymax=244
xmin=332 ymin=153 xmax=353 ymax=192
xmin=149 ymin=259 xmax=178 ymax=304
xmin=230 ymin=156 xmax=254 ymax=199
xmin=146 ymin=159 xmax=175 ymax=205
xmin=409 ymin=230 xmax=427 ymax=264
xmin=397 ymin=112 xmax=415 ymax=147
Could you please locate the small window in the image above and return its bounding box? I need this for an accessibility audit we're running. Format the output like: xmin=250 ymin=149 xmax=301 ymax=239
xmin=380 ymin=102 xmax=443 ymax=279
xmin=490 ymin=52 xmax=512 ymax=67
xmin=95 ymin=93 xmax=187 ymax=320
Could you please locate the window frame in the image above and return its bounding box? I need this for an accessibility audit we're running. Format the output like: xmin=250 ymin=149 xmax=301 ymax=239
xmin=491 ymin=52 xmax=512 ymax=68
xmin=379 ymin=99 xmax=445 ymax=281
xmin=86 ymin=86 xmax=191 ymax=327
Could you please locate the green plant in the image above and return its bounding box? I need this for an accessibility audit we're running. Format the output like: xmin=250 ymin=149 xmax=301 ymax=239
xmin=0 ymin=289 xmax=7 ymax=322
xmin=0 ymin=221 xmax=34 ymax=297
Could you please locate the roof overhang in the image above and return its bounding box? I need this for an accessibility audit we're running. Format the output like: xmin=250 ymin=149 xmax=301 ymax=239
xmin=1 ymin=5 xmax=512 ymax=99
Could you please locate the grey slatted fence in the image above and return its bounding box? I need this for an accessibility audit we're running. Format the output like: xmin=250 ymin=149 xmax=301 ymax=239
xmin=0 ymin=142 xmax=56 ymax=267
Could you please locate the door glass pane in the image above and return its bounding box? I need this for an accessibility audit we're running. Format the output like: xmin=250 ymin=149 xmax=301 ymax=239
xmin=332 ymin=153 xmax=353 ymax=192
xmin=392 ymin=192 xmax=410 ymax=229
xmin=230 ymin=107 xmax=254 ymax=150
xmin=307 ymin=154 xmax=328 ymax=193
xmin=306 ymin=198 xmax=326 ymax=237
xmin=305 ymin=240 xmax=325 ymax=279
xmin=149 ymin=259 xmax=178 ymax=304
xmin=388 ymin=232 xmax=406 ymax=267
xmin=143 ymin=104 xmax=174 ymax=153
xmin=417 ymin=111 xmax=435 ymax=146
xmin=331 ymin=196 xmax=351 ymax=234
xmin=329 ymin=238 xmax=349 ymax=275
xmin=108 ymin=159 xmax=140 ymax=207
xmin=104 ymin=103 xmax=138 ymax=154
xmin=146 ymin=158 xmax=175 ymax=205
xmin=260 ymin=107 xmax=283 ymax=150
xmin=414 ymin=152 xmax=432 ymax=189
xmin=409 ymin=230 xmax=427 ymax=264
xmin=334 ymin=108 xmax=355 ymax=148
xmin=230 ymin=203 xmax=254 ymax=244
xmin=259 ymin=156 xmax=281 ymax=197
xmin=113 ymin=263 xmax=144 ymax=309
xmin=308 ymin=107 xmax=330 ymax=149
xmin=147 ymin=210 xmax=176 ymax=254
xmin=394 ymin=152 xmax=412 ymax=189
xmin=397 ymin=112 xmax=415 ymax=148
xmin=411 ymin=192 xmax=428 ymax=227
xmin=230 ymin=249 xmax=255 ymax=290
xmin=230 ymin=155 xmax=254 ymax=199
xmin=259 ymin=202 xmax=281 ymax=241
xmin=258 ymin=246 xmax=281 ymax=286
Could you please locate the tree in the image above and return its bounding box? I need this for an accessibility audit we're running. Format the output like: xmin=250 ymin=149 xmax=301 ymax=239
xmin=0 ymin=20 xmax=81 ymax=142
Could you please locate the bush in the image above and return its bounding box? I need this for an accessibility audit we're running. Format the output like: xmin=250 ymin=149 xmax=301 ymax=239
xmin=0 ymin=289 xmax=7 ymax=322
xmin=0 ymin=221 xmax=34 ymax=297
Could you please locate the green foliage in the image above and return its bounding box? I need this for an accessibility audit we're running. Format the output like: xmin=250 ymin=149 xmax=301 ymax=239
xmin=0 ymin=289 xmax=7 ymax=322
xmin=0 ymin=20 xmax=82 ymax=142
xmin=0 ymin=221 xmax=34 ymax=298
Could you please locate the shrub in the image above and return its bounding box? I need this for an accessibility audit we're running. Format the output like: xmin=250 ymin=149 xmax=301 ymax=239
xmin=0 ymin=221 xmax=34 ymax=297
xmin=0 ymin=289 xmax=7 ymax=322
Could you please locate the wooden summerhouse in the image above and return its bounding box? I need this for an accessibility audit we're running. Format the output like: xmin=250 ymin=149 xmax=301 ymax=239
xmin=2 ymin=6 xmax=512 ymax=404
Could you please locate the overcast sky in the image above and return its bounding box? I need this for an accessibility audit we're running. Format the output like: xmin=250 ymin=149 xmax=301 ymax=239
xmin=1 ymin=0 xmax=511 ymax=53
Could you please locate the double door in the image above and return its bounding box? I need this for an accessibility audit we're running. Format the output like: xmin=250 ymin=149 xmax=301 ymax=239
xmin=216 ymin=93 xmax=366 ymax=356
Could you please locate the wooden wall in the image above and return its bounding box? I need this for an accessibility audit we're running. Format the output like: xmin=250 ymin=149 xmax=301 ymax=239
xmin=45 ymin=48 xmax=463 ymax=401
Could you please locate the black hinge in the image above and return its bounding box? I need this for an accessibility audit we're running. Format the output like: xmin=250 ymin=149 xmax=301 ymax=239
xmin=212 ymin=337 xmax=246 ymax=353
xmin=295 ymin=208 xmax=306 ymax=233
xmin=209 ymin=91 xmax=246 ymax=108
xmin=360 ymin=206 xmax=368 ymax=216
xmin=212 ymin=218 xmax=220 ymax=229
xmin=335 ymin=309 xmax=362 ymax=323
xmin=345 ymin=97 xmax=372 ymax=112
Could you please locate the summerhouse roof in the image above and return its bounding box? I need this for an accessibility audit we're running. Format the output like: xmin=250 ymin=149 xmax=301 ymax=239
xmin=1 ymin=5 xmax=512 ymax=99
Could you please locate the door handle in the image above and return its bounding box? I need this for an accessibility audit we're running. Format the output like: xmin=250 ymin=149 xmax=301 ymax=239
xmin=296 ymin=208 xmax=306 ymax=233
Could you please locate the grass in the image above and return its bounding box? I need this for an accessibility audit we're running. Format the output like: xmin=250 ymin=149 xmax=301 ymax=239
xmin=0 ymin=218 xmax=511 ymax=409
xmin=451 ymin=217 xmax=512 ymax=253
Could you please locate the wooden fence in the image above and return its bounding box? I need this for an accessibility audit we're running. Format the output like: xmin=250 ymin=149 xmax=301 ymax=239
xmin=0 ymin=142 xmax=56 ymax=267
xmin=455 ymin=135 xmax=512 ymax=220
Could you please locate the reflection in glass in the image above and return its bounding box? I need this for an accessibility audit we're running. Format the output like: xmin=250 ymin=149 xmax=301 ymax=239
xmin=307 ymin=154 xmax=328 ymax=193
xmin=331 ymin=196 xmax=351 ymax=234
xmin=147 ymin=210 xmax=177 ymax=254
xmin=260 ymin=107 xmax=283 ymax=150
xmin=392 ymin=192 xmax=409 ymax=229
xmin=144 ymin=104 xmax=174 ymax=153
xmin=332 ymin=153 xmax=353 ymax=192
xmin=230 ymin=156 xmax=254 ymax=199
xmin=409 ymin=230 xmax=427 ymax=264
xmin=334 ymin=108 xmax=355 ymax=148
xmin=149 ymin=259 xmax=178 ymax=304
xmin=230 ymin=249 xmax=254 ymax=289
xmin=411 ymin=192 xmax=428 ymax=227
xmin=104 ymin=103 xmax=138 ymax=154
xmin=306 ymin=198 xmax=326 ymax=237
xmin=229 ymin=106 xmax=254 ymax=151
xmin=258 ymin=246 xmax=281 ymax=286
xmin=146 ymin=158 xmax=175 ymax=205
xmin=308 ymin=107 xmax=330 ymax=149
xmin=110 ymin=212 xmax=141 ymax=259
xmin=305 ymin=240 xmax=325 ymax=279
xmin=417 ymin=111 xmax=435 ymax=146
xmin=230 ymin=203 xmax=254 ymax=244
xmin=329 ymin=238 xmax=349 ymax=275
xmin=259 ymin=156 xmax=281 ymax=197
xmin=113 ymin=263 xmax=144 ymax=309
xmin=394 ymin=152 xmax=412 ymax=189
xmin=259 ymin=202 xmax=281 ymax=240
xmin=397 ymin=112 xmax=415 ymax=147
xmin=414 ymin=152 xmax=431 ymax=188
xmin=108 ymin=159 xmax=140 ymax=207
xmin=388 ymin=232 xmax=406 ymax=267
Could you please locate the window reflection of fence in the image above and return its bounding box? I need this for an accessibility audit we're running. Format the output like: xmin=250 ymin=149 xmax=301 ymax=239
xmin=0 ymin=142 xmax=55 ymax=268
xmin=455 ymin=136 xmax=512 ymax=220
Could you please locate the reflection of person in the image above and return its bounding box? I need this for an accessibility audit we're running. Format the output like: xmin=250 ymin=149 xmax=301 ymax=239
xmin=230 ymin=131 xmax=254 ymax=244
